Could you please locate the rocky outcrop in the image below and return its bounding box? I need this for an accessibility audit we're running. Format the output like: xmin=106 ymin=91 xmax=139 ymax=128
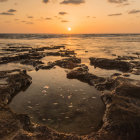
xmin=93 ymin=77 xmax=140 ymax=140
xmin=67 ymin=65 xmax=106 ymax=85
xmin=38 ymin=57 xmax=81 ymax=70
xmin=89 ymin=57 xmax=132 ymax=72
xmin=0 ymin=70 xmax=32 ymax=106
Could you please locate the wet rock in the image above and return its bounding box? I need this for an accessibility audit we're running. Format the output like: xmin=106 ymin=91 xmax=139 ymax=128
xmin=95 ymin=76 xmax=131 ymax=91
xmin=116 ymin=56 xmax=138 ymax=60
xmin=59 ymin=50 xmax=76 ymax=57
xmin=0 ymin=52 xmax=45 ymax=64
xmin=20 ymin=59 xmax=44 ymax=67
xmin=67 ymin=65 xmax=105 ymax=85
xmin=46 ymin=52 xmax=61 ymax=56
xmin=38 ymin=63 xmax=55 ymax=70
xmin=111 ymin=73 xmax=122 ymax=77
xmin=89 ymin=57 xmax=132 ymax=72
xmin=2 ymin=48 xmax=31 ymax=52
xmin=0 ymin=70 xmax=32 ymax=106
xmin=115 ymin=83 xmax=140 ymax=99
xmin=132 ymin=69 xmax=140 ymax=75
xmin=54 ymin=57 xmax=81 ymax=69
xmin=0 ymin=107 xmax=20 ymax=140
xmin=92 ymin=77 xmax=140 ymax=140
xmin=95 ymin=89 xmax=140 ymax=140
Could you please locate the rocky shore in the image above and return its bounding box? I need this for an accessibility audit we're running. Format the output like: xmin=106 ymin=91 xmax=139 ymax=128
xmin=0 ymin=45 xmax=140 ymax=140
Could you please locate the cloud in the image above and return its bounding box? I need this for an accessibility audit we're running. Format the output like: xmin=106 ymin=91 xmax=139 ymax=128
xmin=61 ymin=20 xmax=69 ymax=22
xmin=28 ymin=16 xmax=33 ymax=18
xmin=43 ymin=0 xmax=49 ymax=3
xmin=60 ymin=0 xmax=85 ymax=5
xmin=59 ymin=12 xmax=67 ymax=15
xmin=108 ymin=13 xmax=122 ymax=16
xmin=0 ymin=9 xmax=16 ymax=16
xmin=8 ymin=9 xmax=16 ymax=13
xmin=46 ymin=17 xmax=52 ymax=20
xmin=128 ymin=9 xmax=140 ymax=14
xmin=108 ymin=0 xmax=128 ymax=3
xmin=0 ymin=0 xmax=8 ymax=2
xmin=26 ymin=22 xmax=34 ymax=24
xmin=0 ymin=12 xmax=14 ymax=15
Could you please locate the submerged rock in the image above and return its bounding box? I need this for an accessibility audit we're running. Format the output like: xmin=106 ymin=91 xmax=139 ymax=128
xmin=89 ymin=57 xmax=132 ymax=72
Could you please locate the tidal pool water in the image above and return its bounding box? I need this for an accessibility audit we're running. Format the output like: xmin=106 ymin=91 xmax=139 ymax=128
xmin=10 ymin=67 xmax=105 ymax=135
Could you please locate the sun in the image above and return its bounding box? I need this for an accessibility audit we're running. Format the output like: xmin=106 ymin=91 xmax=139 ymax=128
xmin=68 ymin=27 xmax=71 ymax=31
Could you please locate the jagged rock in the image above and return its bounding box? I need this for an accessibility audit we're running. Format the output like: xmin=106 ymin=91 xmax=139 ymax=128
xmin=116 ymin=56 xmax=138 ymax=60
xmin=89 ymin=57 xmax=132 ymax=72
xmin=20 ymin=59 xmax=44 ymax=67
xmin=67 ymin=65 xmax=105 ymax=85
xmin=54 ymin=57 xmax=81 ymax=69
xmin=0 ymin=70 xmax=32 ymax=106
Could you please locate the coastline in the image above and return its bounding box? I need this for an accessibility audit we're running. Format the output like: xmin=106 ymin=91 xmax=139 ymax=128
xmin=0 ymin=38 xmax=140 ymax=140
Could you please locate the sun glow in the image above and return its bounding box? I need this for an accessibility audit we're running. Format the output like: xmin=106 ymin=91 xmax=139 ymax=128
xmin=68 ymin=27 xmax=71 ymax=31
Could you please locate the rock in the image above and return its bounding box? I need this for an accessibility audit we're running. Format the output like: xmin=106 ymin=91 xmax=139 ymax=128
xmin=116 ymin=56 xmax=138 ymax=60
xmin=54 ymin=57 xmax=81 ymax=69
xmin=89 ymin=57 xmax=132 ymax=72
xmin=0 ymin=70 xmax=32 ymax=106
xmin=115 ymin=83 xmax=140 ymax=99
xmin=0 ymin=107 xmax=20 ymax=140
xmin=67 ymin=65 xmax=105 ymax=85
xmin=95 ymin=93 xmax=140 ymax=140
xmin=94 ymin=77 xmax=140 ymax=140
xmin=20 ymin=59 xmax=44 ymax=67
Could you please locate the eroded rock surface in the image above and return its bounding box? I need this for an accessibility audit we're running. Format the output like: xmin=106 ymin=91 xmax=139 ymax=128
xmin=89 ymin=57 xmax=132 ymax=72
xmin=67 ymin=65 xmax=105 ymax=85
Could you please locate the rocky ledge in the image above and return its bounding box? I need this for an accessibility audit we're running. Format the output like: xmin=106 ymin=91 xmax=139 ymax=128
xmin=89 ymin=57 xmax=132 ymax=72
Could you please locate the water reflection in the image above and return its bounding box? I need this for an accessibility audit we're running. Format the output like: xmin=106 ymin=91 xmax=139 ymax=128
xmin=10 ymin=67 xmax=105 ymax=135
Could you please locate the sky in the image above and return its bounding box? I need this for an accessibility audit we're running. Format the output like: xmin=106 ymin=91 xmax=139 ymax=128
xmin=0 ymin=0 xmax=140 ymax=33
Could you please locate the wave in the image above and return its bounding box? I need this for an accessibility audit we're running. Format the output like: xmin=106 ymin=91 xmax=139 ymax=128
xmin=0 ymin=33 xmax=140 ymax=39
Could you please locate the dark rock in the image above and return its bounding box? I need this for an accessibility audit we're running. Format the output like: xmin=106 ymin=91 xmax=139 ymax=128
xmin=89 ymin=57 xmax=132 ymax=72
xmin=95 ymin=76 xmax=130 ymax=91
xmin=54 ymin=57 xmax=81 ymax=69
xmin=111 ymin=73 xmax=122 ymax=77
xmin=38 ymin=62 xmax=55 ymax=70
xmin=0 ymin=107 xmax=20 ymax=140
xmin=0 ymin=70 xmax=32 ymax=106
xmin=67 ymin=65 xmax=105 ymax=85
xmin=20 ymin=59 xmax=44 ymax=67
xmin=116 ymin=56 xmax=138 ymax=60
xmin=95 ymin=92 xmax=140 ymax=140
xmin=115 ymin=84 xmax=140 ymax=99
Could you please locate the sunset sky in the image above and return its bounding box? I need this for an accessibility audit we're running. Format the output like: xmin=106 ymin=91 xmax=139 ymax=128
xmin=0 ymin=0 xmax=140 ymax=33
